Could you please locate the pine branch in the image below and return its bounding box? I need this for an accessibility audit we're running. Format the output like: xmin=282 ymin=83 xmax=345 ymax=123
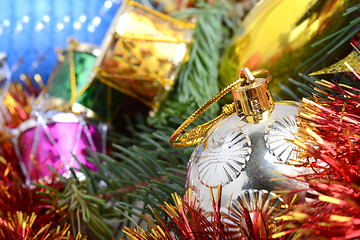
xmin=149 ymin=1 xmax=239 ymax=125
xmin=40 ymin=169 xmax=114 ymax=240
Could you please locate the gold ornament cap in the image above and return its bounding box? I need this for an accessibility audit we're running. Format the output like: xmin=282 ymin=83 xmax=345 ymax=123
xmin=232 ymin=68 xmax=274 ymax=124
xmin=170 ymin=67 xmax=274 ymax=148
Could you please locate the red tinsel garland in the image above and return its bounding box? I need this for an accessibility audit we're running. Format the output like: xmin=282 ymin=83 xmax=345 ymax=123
xmin=123 ymin=67 xmax=360 ymax=239
xmin=273 ymin=68 xmax=360 ymax=239
xmin=0 ymin=156 xmax=73 ymax=239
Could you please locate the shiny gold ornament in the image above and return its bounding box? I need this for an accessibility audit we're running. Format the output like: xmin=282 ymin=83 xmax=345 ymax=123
xmin=219 ymin=0 xmax=357 ymax=99
xmin=91 ymin=0 xmax=195 ymax=113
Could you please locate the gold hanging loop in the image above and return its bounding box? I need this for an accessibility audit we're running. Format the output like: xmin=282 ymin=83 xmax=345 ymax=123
xmin=169 ymin=68 xmax=272 ymax=148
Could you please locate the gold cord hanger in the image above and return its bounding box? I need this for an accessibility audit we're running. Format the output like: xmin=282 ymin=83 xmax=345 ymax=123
xmin=169 ymin=68 xmax=273 ymax=148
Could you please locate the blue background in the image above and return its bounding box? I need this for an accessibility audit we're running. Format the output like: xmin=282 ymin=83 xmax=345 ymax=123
xmin=0 ymin=0 xmax=122 ymax=82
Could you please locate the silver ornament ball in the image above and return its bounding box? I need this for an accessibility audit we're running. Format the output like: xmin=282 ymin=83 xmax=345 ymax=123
xmin=186 ymin=102 xmax=309 ymax=214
